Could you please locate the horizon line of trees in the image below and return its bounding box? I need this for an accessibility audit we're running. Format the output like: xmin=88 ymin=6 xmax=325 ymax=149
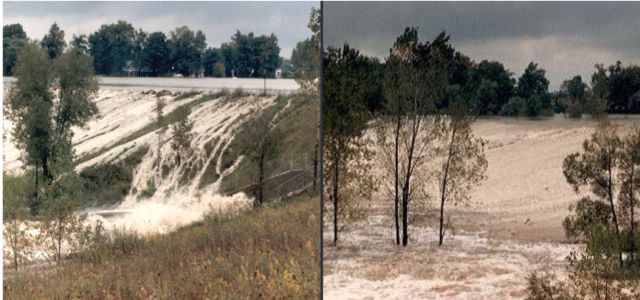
xmin=4 ymin=19 xmax=317 ymax=79
xmin=322 ymin=31 xmax=640 ymax=117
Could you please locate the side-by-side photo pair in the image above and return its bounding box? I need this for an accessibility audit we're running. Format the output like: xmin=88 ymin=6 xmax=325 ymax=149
xmin=3 ymin=1 xmax=640 ymax=299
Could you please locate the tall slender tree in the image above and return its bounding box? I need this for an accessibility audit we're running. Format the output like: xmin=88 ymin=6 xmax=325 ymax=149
xmin=171 ymin=106 xmax=194 ymax=166
xmin=154 ymin=98 xmax=167 ymax=178
xmin=435 ymin=98 xmax=487 ymax=245
xmin=324 ymin=45 xmax=375 ymax=245
xmin=40 ymin=23 xmax=66 ymax=59
xmin=378 ymin=28 xmax=448 ymax=246
xmin=7 ymin=43 xmax=54 ymax=213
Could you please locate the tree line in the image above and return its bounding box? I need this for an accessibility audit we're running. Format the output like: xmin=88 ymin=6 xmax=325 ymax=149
xmin=4 ymin=20 xmax=318 ymax=79
xmin=320 ymin=31 xmax=640 ymax=118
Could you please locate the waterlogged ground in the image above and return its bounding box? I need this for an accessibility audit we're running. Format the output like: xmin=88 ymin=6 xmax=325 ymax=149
xmin=324 ymin=117 xmax=640 ymax=299
xmin=324 ymin=215 xmax=578 ymax=299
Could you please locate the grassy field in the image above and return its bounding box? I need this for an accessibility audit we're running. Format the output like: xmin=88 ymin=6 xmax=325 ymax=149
xmin=3 ymin=194 xmax=320 ymax=299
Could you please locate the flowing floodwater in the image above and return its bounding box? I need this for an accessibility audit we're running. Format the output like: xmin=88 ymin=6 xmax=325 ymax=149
xmin=78 ymin=90 xmax=281 ymax=233
xmin=325 ymin=117 xmax=640 ymax=299
xmin=3 ymin=86 xmax=292 ymax=264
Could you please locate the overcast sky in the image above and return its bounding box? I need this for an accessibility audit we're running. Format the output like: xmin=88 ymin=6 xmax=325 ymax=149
xmin=324 ymin=2 xmax=640 ymax=91
xmin=3 ymin=1 xmax=318 ymax=59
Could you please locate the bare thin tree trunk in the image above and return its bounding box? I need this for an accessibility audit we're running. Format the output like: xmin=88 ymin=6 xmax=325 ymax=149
xmin=10 ymin=220 xmax=19 ymax=271
xmin=439 ymin=126 xmax=457 ymax=246
xmin=607 ymin=165 xmax=623 ymax=267
xmin=34 ymin=164 xmax=39 ymax=215
xmin=258 ymin=153 xmax=265 ymax=206
xmin=401 ymin=119 xmax=420 ymax=246
xmin=333 ymin=154 xmax=340 ymax=246
xmin=629 ymin=166 xmax=636 ymax=261
xmin=157 ymin=132 xmax=162 ymax=178
xmin=394 ymin=117 xmax=401 ymax=245
xmin=42 ymin=155 xmax=51 ymax=181
xmin=57 ymin=218 xmax=63 ymax=261
xmin=313 ymin=138 xmax=318 ymax=188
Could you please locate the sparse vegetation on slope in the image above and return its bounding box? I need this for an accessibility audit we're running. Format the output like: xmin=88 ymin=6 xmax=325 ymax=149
xmin=3 ymin=195 xmax=320 ymax=299
xmin=79 ymin=146 xmax=149 ymax=207
xmin=220 ymin=93 xmax=318 ymax=200
xmin=75 ymin=93 xmax=215 ymax=166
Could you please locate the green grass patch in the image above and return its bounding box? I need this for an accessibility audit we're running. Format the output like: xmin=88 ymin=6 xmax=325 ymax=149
xmin=79 ymin=146 xmax=149 ymax=207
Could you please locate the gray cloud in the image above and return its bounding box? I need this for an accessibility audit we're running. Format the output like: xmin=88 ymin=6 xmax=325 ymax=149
xmin=3 ymin=1 xmax=318 ymax=58
xmin=324 ymin=2 xmax=640 ymax=90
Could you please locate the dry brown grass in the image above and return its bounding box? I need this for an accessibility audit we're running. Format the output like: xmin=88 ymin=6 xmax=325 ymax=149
xmin=3 ymin=195 xmax=320 ymax=299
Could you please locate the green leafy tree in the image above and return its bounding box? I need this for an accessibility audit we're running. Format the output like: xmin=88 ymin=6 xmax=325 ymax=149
xmin=7 ymin=41 xmax=99 ymax=263
xmin=222 ymin=31 xmax=281 ymax=78
xmin=470 ymin=60 xmax=515 ymax=115
xmin=619 ymin=126 xmax=640 ymax=260
xmin=516 ymin=62 xmax=551 ymax=117
xmin=220 ymin=42 xmax=238 ymax=77
xmin=70 ymin=34 xmax=89 ymax=54
xmin=39 ymin=145 xmax=85 ymax=261
xmin=435 ymin=99 xmax=487 ymax=245
xmin=6 ymin=43 xmax=55 ymax=213
xmin=88 ymin=21 xmax=136 ymax=75
xmin=606 ymin=62 xmax=640 ymax=114
xmin=379 ymin=28 xmax=448 ymax=246
xmin=499 ymin=96 xmax=527 ymax=116
xmin=40 ymin=23 xmax=66 ymax=59
xmin=3 ymin=175 xmax=33 ymax=270
xmin=132 ymin=28 xmax=147 ymax=71
xmin=171 ymin=106 xmax=194 ymax=166
xmin=7 ymin=43 xmax=98 ymax=215
xmin=170 ymin=26 xmax=207 ymax=77
xmin=154 ymin=98 xmax=167 ymax=178
xmin=586 ymin=64 xmax=609 ymax=119
xmin=203 ymin=47 xmax=224 ymax=77
xmin=324 ymin=44 xmax=376 ymax=245
xmin=141 ymin=32 xmax=171 ymax=76
xmin=53 ymin=48 xmax=99 ymax=136
xmin=379 ymin=27 xmax=419 ymax=245
xmin=563 ymin=122 xmax=625 ymax=267
xmin=3 ymin=23 xmax=28 ymax=76
xmin=560 ymin=75 xmax=588 ymax=118
xmin=291 ymin=7 xmax=320 ymax=94
xmin=472 ymin=79 xmax=500 ymax=115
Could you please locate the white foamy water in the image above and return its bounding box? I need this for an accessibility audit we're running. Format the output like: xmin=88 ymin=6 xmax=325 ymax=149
xmin=323 ymin=215 xmax=578 ymax=299
xmin=323 ymin=118 xmax=640 ymax=299
xmin=4 ymin=89 xmax=286 ymax=237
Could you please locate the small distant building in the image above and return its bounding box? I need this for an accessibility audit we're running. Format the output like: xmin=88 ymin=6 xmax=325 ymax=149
xmin=123 ymin=60 xmax=143 ymax=77
xmin=275 ymin=68 xmax=282 ymax=78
